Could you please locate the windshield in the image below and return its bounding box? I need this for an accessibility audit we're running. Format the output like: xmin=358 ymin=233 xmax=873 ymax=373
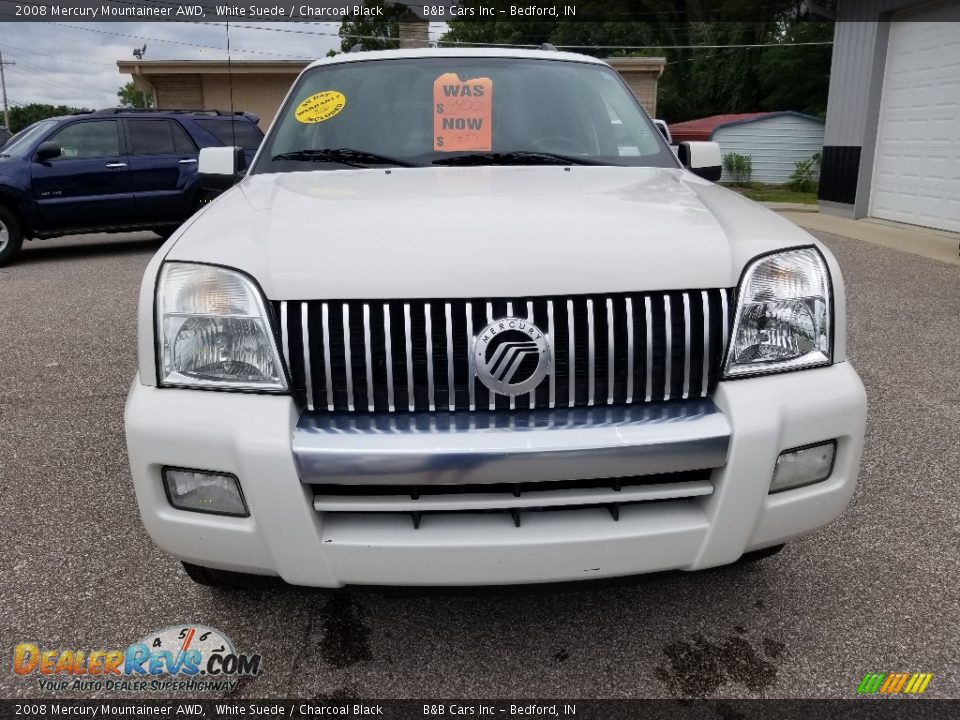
xmin=2 ymin=119 xmax=58 ymax=157
xmin=254 ymin=57 xmax=677 ymax=173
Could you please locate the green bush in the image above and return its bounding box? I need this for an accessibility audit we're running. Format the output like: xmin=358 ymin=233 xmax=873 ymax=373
xmin=789 ymin=152 xmax=821 ymax=193
xmin=723 ymin=152 xmax=753 ymax=185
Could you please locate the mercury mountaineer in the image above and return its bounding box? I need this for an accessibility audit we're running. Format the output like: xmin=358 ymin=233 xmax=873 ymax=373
xmin=124 ymin=48 xmax=867 ymax=587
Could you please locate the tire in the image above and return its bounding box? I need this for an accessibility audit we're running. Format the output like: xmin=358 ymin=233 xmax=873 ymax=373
xmin=181 ymin=562 xmax=277 ymax=589
xmin=0 ymin=205 xmax=24 ymax=267
xmin=738 ymin=544 xmax=786 ymax=564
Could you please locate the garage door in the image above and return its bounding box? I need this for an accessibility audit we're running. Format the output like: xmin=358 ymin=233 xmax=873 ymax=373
xmin=869 ymin=2 xmax=960 ymax=233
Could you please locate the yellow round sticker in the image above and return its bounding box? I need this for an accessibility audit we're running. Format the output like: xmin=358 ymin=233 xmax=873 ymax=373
xmin=295 ymin=91 xmax=346 ymax=124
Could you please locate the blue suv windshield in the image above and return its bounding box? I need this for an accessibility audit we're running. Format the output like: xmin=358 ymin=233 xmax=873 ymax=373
xmin=2 ymin=119 xmax=58 ymax=157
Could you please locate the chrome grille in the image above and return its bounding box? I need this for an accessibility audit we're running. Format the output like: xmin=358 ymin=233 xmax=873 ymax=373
xmin=274 ymin=289 xmax=732 ymax=413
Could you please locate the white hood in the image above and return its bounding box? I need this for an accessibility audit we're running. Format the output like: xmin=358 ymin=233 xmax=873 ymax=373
xmin=166 ymin=165 xmax=818 ymax=300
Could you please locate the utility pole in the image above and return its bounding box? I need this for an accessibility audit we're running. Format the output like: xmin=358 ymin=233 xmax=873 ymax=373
xmin=0 ymin=50 xmax=14 ymax=131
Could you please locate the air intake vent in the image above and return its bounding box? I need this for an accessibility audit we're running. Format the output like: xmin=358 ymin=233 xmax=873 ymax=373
xmin=311 ymin=471 xmax=714 ymax=528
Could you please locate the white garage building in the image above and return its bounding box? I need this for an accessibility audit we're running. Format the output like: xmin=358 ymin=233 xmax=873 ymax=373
xmin=820 ymin=0 xmax=960 ymax=233
xmin=669 ymin=112 xmax=825 ymax=184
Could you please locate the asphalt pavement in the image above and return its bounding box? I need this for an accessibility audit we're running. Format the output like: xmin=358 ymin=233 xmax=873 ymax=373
xmin=1 ymin=229 xmax=957 ymax=700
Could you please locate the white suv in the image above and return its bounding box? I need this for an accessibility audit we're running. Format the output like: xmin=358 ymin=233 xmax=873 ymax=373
xmin=125 ymin=49 xmax=866 ymax=588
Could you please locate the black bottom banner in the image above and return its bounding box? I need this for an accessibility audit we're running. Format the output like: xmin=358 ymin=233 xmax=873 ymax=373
xmin=2 ymin=700 xmax=958 ymax=720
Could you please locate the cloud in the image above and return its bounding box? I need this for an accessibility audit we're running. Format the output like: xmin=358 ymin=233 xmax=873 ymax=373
xmin=1 ymin=22 xmax=346 ymax=109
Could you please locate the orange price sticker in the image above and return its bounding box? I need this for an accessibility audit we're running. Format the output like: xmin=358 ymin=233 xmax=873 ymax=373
xmin=433 ymin=73 xmax=492 ymax=152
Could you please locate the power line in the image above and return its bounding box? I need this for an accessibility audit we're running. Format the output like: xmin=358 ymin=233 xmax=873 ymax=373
xmin=0 ymin=14 xmax=833 ymax=69
xmin=0 ymin=42 xmax=115 ymax=67
xmin=49 ymin=22 xmax=226 ymax=51
xmin=559 ymin=41 xmax=832 ymax=49
xmin=437 ymin=39 xmax=833 ymax=49
xmin=191 ymin=20 xmax=832 ymax=52
xmin=196 ymin=20 xmax=341 ymax=38
xmin=10 ymin=58 xmax=106 ymax=96
xmin=45 ymin=21 xmax=318 ymax=58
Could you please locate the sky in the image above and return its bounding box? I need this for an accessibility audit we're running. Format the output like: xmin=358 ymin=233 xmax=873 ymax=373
xmin=0 ymin=22 xmax=447 ymax=110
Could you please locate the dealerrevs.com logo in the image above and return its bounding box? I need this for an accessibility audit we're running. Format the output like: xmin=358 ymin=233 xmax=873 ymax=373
xmin=13 ymin=625 xmax=261 ymax=693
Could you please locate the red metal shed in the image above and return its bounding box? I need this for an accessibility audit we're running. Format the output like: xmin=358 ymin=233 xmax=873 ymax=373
xmin=668 ymin=113 xmax=772 ymax=142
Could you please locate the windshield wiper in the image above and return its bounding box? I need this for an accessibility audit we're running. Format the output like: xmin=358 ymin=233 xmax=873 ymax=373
xmin=432 ymin=151 xmax=604 ymax=167
xmin=271 ymin=148 xmax=417 ymax=168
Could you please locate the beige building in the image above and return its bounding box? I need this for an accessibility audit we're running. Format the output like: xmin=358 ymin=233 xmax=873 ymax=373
xmin=117 ymin=60 xmax=307 ymax=129
xmin=117 ymin=54 xmax=666 ymax=130
xmin=606 ymin=57 xmax=666 ymax=117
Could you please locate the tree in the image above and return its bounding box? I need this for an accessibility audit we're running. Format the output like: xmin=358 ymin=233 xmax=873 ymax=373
xmin=117 ymin=81 xmax=153 ymax=109
xmin=8 ymin=103 xmax=92 ymax=133
xmin=756 ymin=18 xmax=833 ymax=117
xmin=657 ymin=21 xmax=776 ymax=121
xmin=338 ymin=0 xmax=418 ymax=52
xmin=440 ymin=2 xmax=834 ymax=123
xmin=440 ymin=17 xmax=557 ymax=49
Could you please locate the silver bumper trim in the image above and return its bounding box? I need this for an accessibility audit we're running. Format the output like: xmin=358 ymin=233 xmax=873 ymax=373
xmin=293 ymin=401 xmax=730 ymax=487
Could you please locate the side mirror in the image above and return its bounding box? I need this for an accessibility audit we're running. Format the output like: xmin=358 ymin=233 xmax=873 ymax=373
xmin=199 ymin=146 xmax=246 ymax=192
xmin=653 ymin=120 xmax=672 ymax=144
xmin=35 ymin=141 xmax=62 ymax=162
xmin=678 ymin=141 xmax=722 ymax=182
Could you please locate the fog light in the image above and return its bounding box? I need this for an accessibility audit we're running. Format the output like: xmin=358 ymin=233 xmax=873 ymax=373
xmin=770 ymin=441 xmax=836 ymax=493
xmin=162 ymin=467 xmax=248 ymax=517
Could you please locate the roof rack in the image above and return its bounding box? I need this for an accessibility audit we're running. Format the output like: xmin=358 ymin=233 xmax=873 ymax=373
xmin=91 ymin=108 xmax=251 ymax=117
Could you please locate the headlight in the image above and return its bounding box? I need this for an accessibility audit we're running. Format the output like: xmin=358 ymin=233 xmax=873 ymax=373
xmin=156 ymin=263 xmax=287 ymax=390
xmin=724 ymin=247 xmax=832 ymax=378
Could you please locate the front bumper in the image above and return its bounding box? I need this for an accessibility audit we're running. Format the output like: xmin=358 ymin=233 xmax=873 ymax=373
xmin=124 ymin=362 xmax=866 ymax=587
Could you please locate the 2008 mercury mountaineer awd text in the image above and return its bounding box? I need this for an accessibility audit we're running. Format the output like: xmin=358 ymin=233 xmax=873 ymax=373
xmin=124 ymin=48 xmax=867 ymax=588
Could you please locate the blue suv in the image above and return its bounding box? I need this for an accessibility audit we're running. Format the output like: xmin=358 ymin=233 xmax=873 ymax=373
xmin=0 ymin=108 xmax=263 ymax=266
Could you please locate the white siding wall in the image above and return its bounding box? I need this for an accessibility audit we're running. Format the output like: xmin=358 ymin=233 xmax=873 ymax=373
xmin=869 ymin=5 xmax=960 ymax=232
xmin=822 ymin=2 xmax=937 ymax=217
xmin=823 ymin=19 xmax=886 ymax=147
xmin=715 ymin=115 xmax=825 ymax=184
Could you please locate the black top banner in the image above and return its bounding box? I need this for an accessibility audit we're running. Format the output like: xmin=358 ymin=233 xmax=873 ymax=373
xmin=0 ymin=0 xmax=851 ymax=23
